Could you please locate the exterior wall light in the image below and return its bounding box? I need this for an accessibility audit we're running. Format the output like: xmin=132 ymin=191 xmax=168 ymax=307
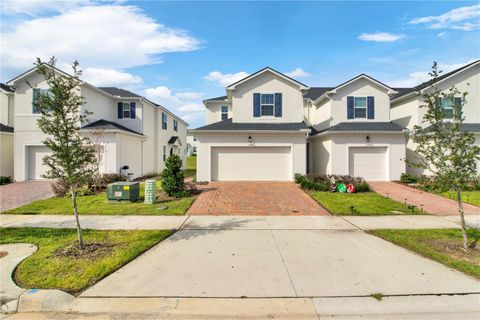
xmin=366 ymin=135 xmax=371 ymax=143
xmin=248 ymin=136 xmax=252 ymax=143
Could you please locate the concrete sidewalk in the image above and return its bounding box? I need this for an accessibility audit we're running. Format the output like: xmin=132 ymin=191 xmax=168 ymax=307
xmin=1 ymin=214 xmax=477 ymax=230
xmin=9 ymin=289 xmax=480 ymax=320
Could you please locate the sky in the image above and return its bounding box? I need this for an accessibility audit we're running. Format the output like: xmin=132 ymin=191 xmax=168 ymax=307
xmin=1 ymin=0 xmax=479 ymax=128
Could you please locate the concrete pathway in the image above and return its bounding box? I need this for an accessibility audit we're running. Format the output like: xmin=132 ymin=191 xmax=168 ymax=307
xmin=82 ymin=227 xmax=480 ymax=298
xmin=0 ymin=181 xmax=54 ymax=212
xmin=369 ymin=181 xmax=480 ymax=216
xmin=2 ymin=214 xmax=474 ymax=230
xmin=0 ymin=243 xmax=37 ymax=315
xmin=9 ymin=289 xmax=480 ymax=320
xmin=188 ymin=182 xmax=330 ymax=215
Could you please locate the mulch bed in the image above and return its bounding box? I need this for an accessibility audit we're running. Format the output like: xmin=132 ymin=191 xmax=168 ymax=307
xmin=424 ymin=239 xmax=480 ymax=264
xmin=0 ymin=251 xmax=8 ymax=258
xmin=53 ymin=242 xmax=113 ymax=259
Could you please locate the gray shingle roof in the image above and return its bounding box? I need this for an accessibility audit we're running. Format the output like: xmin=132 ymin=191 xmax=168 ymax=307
xmin=0 ymin=83 xmax=14 ymax=93
xmin=81 ymin=119 xmax=143 ymax=135
xmin=168 ymin=136 xmax=179 ymax=144
xmin=194 ymin=118 xmax=309 ymax=131
xmin=98 ymin=87 xmax=141 ymax=98
xmin=315 ymin=122 xmax=405 ymax=134
xmin=303 ymin=87 xmax=333 ymax=100
xmin=0 ymin=123 xmax=14 ymax=133
xmin=204 ymin=95 xmax=228 ymax=102
xmin=425 ymin=123 xmax=480 ymax=133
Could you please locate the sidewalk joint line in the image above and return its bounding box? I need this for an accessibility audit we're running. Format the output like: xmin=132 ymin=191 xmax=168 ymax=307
xmin=269 ymin=229 xmax=299 ymax=297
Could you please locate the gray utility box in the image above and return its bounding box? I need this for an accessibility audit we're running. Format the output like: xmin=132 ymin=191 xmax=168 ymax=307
xmin=107 ymin=182 xmax=140 ymax=202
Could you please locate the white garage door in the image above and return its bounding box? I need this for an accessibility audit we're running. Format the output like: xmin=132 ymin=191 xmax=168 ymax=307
xmin=211 ymin=147 xmax=291 ymax=181
xmin=28 ymin=146 xmax=51 ymax=180
xmin=349 ymin=147 xmax=387 ymax=181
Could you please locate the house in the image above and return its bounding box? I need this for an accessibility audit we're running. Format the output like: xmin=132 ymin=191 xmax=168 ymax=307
xmin=6 ymin=65 xmax=188 ymax=181
xmin=191 ymin=67 xmax=406 ymax=182
xmin=186 ymin=131 xmax=198 ymax=156
xmin=0 ymin=83 xmax=15 ymax=178
xmin=391 ymin=59 xmax=480 ymax=176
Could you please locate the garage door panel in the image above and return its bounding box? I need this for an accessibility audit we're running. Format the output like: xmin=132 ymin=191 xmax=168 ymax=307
xmin=349 ymin=147 xmax=387 ymax=181
xmin=212 ymin=147 xmax=291 ymax=181
xmin=28 ymin=146 xmax=51 ymax=180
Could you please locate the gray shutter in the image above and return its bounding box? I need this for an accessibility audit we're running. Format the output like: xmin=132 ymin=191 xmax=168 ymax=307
xmin=130 ymin=102 xmax=136 ymax=119
xmin=274 ymin=93 xmax=282 ymax=117
xmin=454 ymin=97 xmax=462 ymax=119
xmin=32 ymin=88 xmax=39 ymax=113
xmin=367 ymin=96 xmax=375 ymax=119
xmin=253 ymin=93 xmax=260 ymax=117
xmin=347 ymin=96 xmax=354 ymax=119
xmin=117 ymin=102 xmax=123 ymax=119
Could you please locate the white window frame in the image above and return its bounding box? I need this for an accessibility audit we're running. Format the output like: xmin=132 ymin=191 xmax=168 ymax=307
xmin=353 ymin=97 xmax=367 ymax=119
xmin=220 ymin=106 xmax=228 ymax=120
xmin=173 ymin=119 xmax=178 ymax=131
xmin=260 ymin=93 xmax=275 ymax=116
xmin=122 ymin=102 xmax=131 ymax=118
xmin=162 ymin=113 xmax=167 ymax=130
xmin=440 ymin=97 xmax=457 ymax=120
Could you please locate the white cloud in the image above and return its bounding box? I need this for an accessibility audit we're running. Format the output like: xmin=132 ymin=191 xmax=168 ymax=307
xmin=1 ymin=5 xmax=200 ymax=78
xmin=1 ymin=0 xmax=92 ymax=16
xmin=175 ymin=92 xmax=202 ymax=100
xmin=388 ymin=60 xmax=477 ymax=87
xmin=358 ymin=32 xmax=406 ymax=42
xmin=284 ymin=68 xmax=310 ymax=78
xmin=410 ymin=4 xmax=480 ymax=31
xmin=143 ymin=86 xmax=204 ymax=127
xmin=203 ymin=71 xmax=249 ymax=87
xmin=81 ymin=68 xmax=142 ymax=87
xmin=437 ymin=31 xmax=447 ymax=37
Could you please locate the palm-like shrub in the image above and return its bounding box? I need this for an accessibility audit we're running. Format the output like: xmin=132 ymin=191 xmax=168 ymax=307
xmin=161 ymin=154 xmax=186 ymax=197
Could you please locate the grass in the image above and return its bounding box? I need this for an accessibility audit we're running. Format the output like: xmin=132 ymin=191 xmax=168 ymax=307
xmin=3 ymin=180 xmax=195 ymax=215
xmin=309 ymin=191 xmax=424 ymax=215
xmin=184 ymin=155 xmax=197 ymax=178
xmin=439 ymin=191 xmax=480 ymax=207
xmin=0 ymin=227 xmax=173 ymax=294
xmin=370 ymin=229 xmax=480 ymax=279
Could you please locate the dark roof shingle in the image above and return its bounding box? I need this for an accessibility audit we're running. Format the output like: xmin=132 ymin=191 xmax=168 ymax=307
xmin=204 ymin=95 xmax=228 ymax=102
xmin=425 ymin=123 xmax=480 ymax=133
xmin=303 ymin=87 xmax=334 ymax=100
xmin=81 ymin=119 xmax=143 ymax=135
xmin=0 ymin=83 xmax=14 ymax=93
xmin=194 ymin=118 xmax=309 ymax=131
xmin=314 ymin=122 xmax=405 ymax=134
xmin=98 ymin=87 xmax=141 ymax=98
xmin=0 ymin=123 xmax=14 ymax=133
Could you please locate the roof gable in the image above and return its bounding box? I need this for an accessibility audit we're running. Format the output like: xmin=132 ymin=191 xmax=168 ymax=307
xmin=226 ymin=67 xmax=309 ymax=91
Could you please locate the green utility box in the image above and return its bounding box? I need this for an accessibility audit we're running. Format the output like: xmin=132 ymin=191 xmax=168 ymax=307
xmin=107 ymin=182 xmax=140 ymax=202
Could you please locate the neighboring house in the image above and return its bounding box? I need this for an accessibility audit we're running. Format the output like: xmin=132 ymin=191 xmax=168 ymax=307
xmin=186 ymin=131 xmax=198 ymax=156
xmin=6 ymin=65 xmax=188 ymax=181
xmin=0 ymin=83 xmax=15 ymax=178
xmin=391 ymin=60 xmax=480 ymax=176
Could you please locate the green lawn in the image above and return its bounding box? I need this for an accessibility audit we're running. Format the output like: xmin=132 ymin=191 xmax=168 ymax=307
xmin=440 ymin=191 xmax=480 ymax=207
xmin=3 ymin=180 xmax=195 ymax=215
xmin=309 ymin=191 xmax=423 ymax=215
xmin=0 ymin=228 xmax=173 ymax=293
xmin=184 ymin=155 xmax=197 ymax=178
xmin=370 ymin=229 xmax=480 ymax=279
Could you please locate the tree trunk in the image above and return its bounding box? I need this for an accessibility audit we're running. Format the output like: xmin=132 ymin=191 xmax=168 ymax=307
xmin=456 ymin=189 xmax=468 ymax=250
xmin=70 ymin=186 xmax=84 ymax=250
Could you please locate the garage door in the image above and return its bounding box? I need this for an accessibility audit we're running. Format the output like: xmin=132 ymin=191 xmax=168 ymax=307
xmin=28 ymin=146 xmax=51 ymax=180
xmin=211 ymin=147 xmax=291 ymax=181
xmin=349 ymin=147 xmax=387 ymax=181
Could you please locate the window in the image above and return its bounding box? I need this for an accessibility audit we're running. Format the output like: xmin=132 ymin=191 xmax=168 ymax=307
xmin=122 ymin=102 xmax=131 ymax=118
xmin=221 ymin=106 xmax=228 ymax=120
xmin=173 ymin=119 xmax=178 ymax=131
xmin=163 ymin=146 xmax=166 ymax=161
xmin=440 ymin=97 xmax=461 ymax=119
xmin=162 ymin=113 xmax=167 ymax=130
xmin=193 ymin=136 xmax=197 ymax=141
xmin=354 ymin=97 xmax=367 ymax=118
xmin=260 ymin=94 xmax=274 ymax=116
xmin=32 ymin=88 xmax=51 ymax=114
xmin=193 ymin=147 xmax=197 ymax=153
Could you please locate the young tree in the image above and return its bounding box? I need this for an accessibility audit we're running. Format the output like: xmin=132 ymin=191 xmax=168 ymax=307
xmin=33 ymin=57 xmax=95 ymax=250
xmin=406 ymin=62 xmax=480 ymax=250
xmin=161 ymin=154 xmax=185 ymax=197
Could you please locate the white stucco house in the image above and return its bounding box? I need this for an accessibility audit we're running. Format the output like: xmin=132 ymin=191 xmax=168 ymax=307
xmin=6 ymin=65 xmax=188 ymax=181
xmin=186 ymin=131 xmax=198 ymax=156
xmin=192 ymin=61 xmax=479 ymax=182
xmin=391 ymin=59 xmax=480 ymax=176
xmin=0 ymin=83 xmax=15 ymax=178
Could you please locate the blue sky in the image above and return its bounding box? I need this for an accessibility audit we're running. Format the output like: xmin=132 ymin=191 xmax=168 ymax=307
xmin=1 ymin=1 xmax=479 ymax=127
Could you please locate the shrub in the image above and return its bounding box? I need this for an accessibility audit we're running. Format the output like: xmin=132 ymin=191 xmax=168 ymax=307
xmin=52 ymin=179 xmax=69 ymax=197
xmin=400 ymin=173 xmax=418 ymax=184
xmin=161 ymin=154 xmax=186 ymax=197
xmin=355 ymin=182 xmax=370 ymax=192
xmin=0 ymin=176 xmax=12 ymax=185
xmin=296 ymin=173 xmax=370 ymax=192
xmin=294 ymin=173 xmax=305 ymax=184
xmin=99 ymin=173 xmax=126 ymax=186
xmin=133 ymin=171 xmax=160 ymax=181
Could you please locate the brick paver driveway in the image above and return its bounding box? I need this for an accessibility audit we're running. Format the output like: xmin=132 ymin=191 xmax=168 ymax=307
xmin=369 ymin=181 xmax=480 ymax=216
xmin=0 ymin=181 xmax=54 ymax=212
xmin=188 ymin=182 xmax=329 ymax=216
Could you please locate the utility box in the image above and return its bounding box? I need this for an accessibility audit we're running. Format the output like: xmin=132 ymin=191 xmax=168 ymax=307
xmin=107 ymin=182 xmax=140 ymax=202
xmin=144 ymin=180 xmax=156 ymax=204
